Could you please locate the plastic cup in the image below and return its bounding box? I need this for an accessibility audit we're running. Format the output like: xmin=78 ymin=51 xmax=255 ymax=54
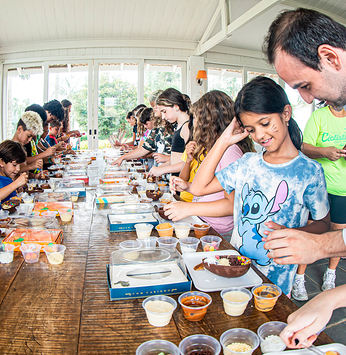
xmin=16 ymin=204 xmax=32 ymax=215
xmin=200 ymin=235 xmax=222 ymax=252
xmin=179 ymin=237 xmax=199 ymax=254
xmin=70 ymin=191 xmax=79 ymax=202
xmin=257 ymin=321 xmax=287 ymax=353
xmin=134 ymin=223 xmax=154 ymax=239
xmin=178 ymin=291 xmax=212 ymax=322
xmin=193 ymin=223 xmax=210 ymax=238
xmin=142 ymin=295 xmax=177 ymax=327
xmin=119 ymin=240 xmax=142 ymax=250
xmin=136 ymin=339 xmax=180 ymax=355
xmin=174 ymin=222 xmax=191 ymax=239
xmin=220 ymin=328 xmax=260 ymax=355
xmin=155 ymin=223 xmax=173 ymax=237
xmin=19 ymin=243 xmax=41 ymax=263
xmin=43 ymin=244 xmax=66 ymax=265
xmin=138 ymin=237 xmax=157 ymax=248
xmin=0 ymin=210 xmax=9 ymax=218
xmin=60 ymin=211 xmax=73 ymax=222
xmin=179 ymin=334 xmax=221 ymax=355
xmin=221 ymin=287 xmax=252 ymax=316
xmin=157 ymin=237 xmax=178 ymax=251
xmin=0 ymin=244 xmax=15 ymax=264
xmin=252 ymin=284 xmax=282 ymax=312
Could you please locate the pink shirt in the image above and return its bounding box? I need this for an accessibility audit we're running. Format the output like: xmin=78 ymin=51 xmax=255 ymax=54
xmin=193 ymin=144 xmax=243 ymax=234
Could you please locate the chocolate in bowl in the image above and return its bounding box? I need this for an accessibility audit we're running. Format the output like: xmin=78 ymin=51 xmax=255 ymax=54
xmin=158 ymin=207 xmax=171 ymax=220
xmin=40 ymin=183 xmax=51 ymax=189
xmin=146 ymin=189 xmax=163 ymax=201
xmin=1 ymin=199 xmax=20 ymax=214
xmin=27 ymin=187 xmax=44 ymax=195
xmin=202 ymin=255 xmax=251 ymax=278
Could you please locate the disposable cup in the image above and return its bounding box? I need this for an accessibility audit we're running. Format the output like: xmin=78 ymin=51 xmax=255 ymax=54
xmin=157 ymin=237 xmax=178 ymax=251
xmin=0 ymin=244 xmax=15 ymax=264
xmin=174 ymin=222 xmax=191 ymax=239
xmin=257 ymin=321 xmax=287 ymax=353
xmin=179 ymin=334 xmax=221 ymax=355
xmin=142 ymin=295 xmax=177 ymax=327
xmin=179 ymin=237 xmax=199 ymax=254
xmin=138 ymin=237 xmax=157 ymax=248
xmin=221 ymin=287 xmax=252 ymax=316
xmin=119 ymin=240 xmax=142 ymax=250
xmin=252 ymin=284 xmax=282 ymax=312
xmin=60 ymin=211 xmax=73 ymax=222
xmin=192 ymin=223 xmax=210 ymax=238
xmin=178 ymin=291 xmax=212 ymax=322
xmin=200 ymin=235 xmax=222 ymax=252
xmin=43 ymin=244 xmax=66 ymax=265
xmin=136 ymin=339 xmax=180 ymax=355
xmin=134 ymin=223 xmax=154 ymax=239
xmin=220 ymin=328 xmax=259 ymax=355
xmin=19 ymin=243 xmax=41 ymax=263
xmin=155 ymin=223 xmax=173 ymax=237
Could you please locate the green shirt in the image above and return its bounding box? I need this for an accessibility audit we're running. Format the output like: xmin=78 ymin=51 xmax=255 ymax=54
xmin=142 ymin=127 xmax=172 ymax=155
xmin=303 ymin=106 xmax=346 ymax=196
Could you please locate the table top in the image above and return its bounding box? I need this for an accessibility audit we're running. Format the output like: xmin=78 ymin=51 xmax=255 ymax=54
xmin=0 ymin=191 xmax=333 ymax=354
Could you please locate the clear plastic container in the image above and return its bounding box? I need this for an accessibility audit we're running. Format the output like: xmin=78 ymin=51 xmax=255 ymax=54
xmin=257 ymin=321 xmax=287 ymax=353
xmin=137 ymin=237 xmax=158 ymax=248
xmin=179 ymin=334 xmax=221 ymax=355
xmin=174 ymin=222 xmax=191 ymax=239
xmin=0 ymin=244 xmax=15 ymax=264
xmin=157 ymin=237 xmax=178 ymax=251
xmin=119 ymin=240 xmax=142 ymax=250
xmin=136 ymin=340 xmax=180 ymax=355
xmin=156 ymin=223 xmax=173 ymax=237
xmin=192 ymin=223 xmax=211 ymax=238
xmin=142 ymin=295 xmax=177 ymax=327
xmin=134 ymin=223 xmax=154 ymax=239
xmin=178 ymin=237 xmax=199 ymax=254
xmin=178 ymin=291 xmax=212 ymax=322
xmin=34 ymin=192 xmax=71 ymax=202
xmin=19 ymin=243 xmax=41 ymax=263
xmin=252 ymin=284 xmax=282 ymax=312
xmin=200 ymin=235 xmax=222 ymax=252
xmin=9 ymin=215 xmax=59 ymax=229
xmin=43 ymin=244 xmax=66 ymax=265
xmin=220 ymin=328 xmax=259 ymax=355
xmin=221 ymin=287 xmax=252 ymax=316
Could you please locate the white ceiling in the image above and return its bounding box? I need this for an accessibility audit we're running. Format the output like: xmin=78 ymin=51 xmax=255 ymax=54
xmin=0 ymin=0 xmax=345 ymax=57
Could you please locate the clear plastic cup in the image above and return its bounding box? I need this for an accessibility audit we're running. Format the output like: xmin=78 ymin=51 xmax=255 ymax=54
xmin=142 ymin=295 xmax=177 ymax=327
xmin=136 ymin=339 xmax=180 ymax=355
xmin=178 ymin=291 xmax=212 ymax=322
xmin=60 ymin=211 xmax=73 ymax=222
xmin=221 ymin=287 xmax=252 ymax=316
xmin=179 ymin=334 xmax=221 ymax=355
xmin=155 ymin=223 xmax=173 ymax=237
xmin=179 ymin=237 xmax=199 ymax=254
xmin=192 ymin=223 xmax=210 ymax=238
xmin=19 ymin=243 xmax=41 ymax=263
xmin=119 ymin=240 xmax=142 ymax=250
xmin=174 ymin=222 xmax=191 ymax=239
xmin=70 ymin=191 xmax=79 ymax=202
xmin=0 ymin=244 xmax=15 ymax=264
xmin=220 ymin=328 xmax=259 ymax=355
xmin=138 ymin=237 xmax=157 ymax=248
xmin=0 ymin=210 xmax=9 ymax=218
xmin=200 ymin=235 xmax=222 ymax=252
xmin=252 ymin=284 xmax=282 ymax=312
xmin=134 ymin=223 xmax=154 ymax=239
xmin=157 ymin=237 xmax=178 ymax=251
xmin=257 ymin=321 xmax=287 ymax=353
xmin=43 ymin=244 xmax=66 ymax=265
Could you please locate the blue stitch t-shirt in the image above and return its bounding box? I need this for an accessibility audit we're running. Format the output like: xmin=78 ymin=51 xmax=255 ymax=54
xmin=216 ymin=151 xmax=329 ymax=294
xmin=0 ymin=175 xmax=16 ymax=203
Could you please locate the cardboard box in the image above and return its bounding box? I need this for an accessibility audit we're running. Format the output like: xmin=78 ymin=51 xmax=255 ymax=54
xmin=108 ymin=213 xmax=159 ymax=232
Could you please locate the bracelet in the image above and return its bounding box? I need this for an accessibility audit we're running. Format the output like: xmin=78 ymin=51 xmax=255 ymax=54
xmin=48 ymin=157 xmax=52 ymax=164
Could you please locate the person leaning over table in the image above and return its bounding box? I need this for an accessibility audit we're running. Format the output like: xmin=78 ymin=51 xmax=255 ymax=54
xmin=262 ymin=7 xmax=346 ymax=348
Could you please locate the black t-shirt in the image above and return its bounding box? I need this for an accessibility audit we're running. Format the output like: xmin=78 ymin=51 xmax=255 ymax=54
xmin=24 ymin=142 xmax=32 ymax=157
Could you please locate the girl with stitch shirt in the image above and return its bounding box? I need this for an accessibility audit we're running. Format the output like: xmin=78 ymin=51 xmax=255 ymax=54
xmin=190 ymin=77 xmax=330 ymax=295
xmin=163 ymin=90 xmax=254 ymax=239
xmin=148 ymin=88 xmax=192 ymax=177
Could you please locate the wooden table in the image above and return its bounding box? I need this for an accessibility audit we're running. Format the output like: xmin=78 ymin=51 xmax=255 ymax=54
xmin=0 ymin=191 xmax=333 ymax=354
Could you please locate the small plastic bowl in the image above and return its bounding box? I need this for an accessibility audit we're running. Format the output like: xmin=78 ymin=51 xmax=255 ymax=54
xmin=174 ymin=222 xmax=191 ymax=239
xmin=136 ymin=340 xmax=180 ymax=355
xmin=157 ymin=236 xmax=178 ymax=251
xmin=252 ymin=284 xmax=282 ymax=312
xmin=43 ymin=244 xmax=66 ymax=265
xmin=257 ymin=321 xmax=287 ymax=353
xmin=155 ymin=223 xmax=173 ymax=237
xmin=70 ymin=191 xmax=79 ymax=202
xmin=193 ymin=223 xmax=210 ymax=238
xmin=220 ymin=328 xmax=259 ymax=355
xmin=179 ymin=237 xmax=199 ymax=254
xmin=119 ymin=240 xmax=142 ymax=250
xmin=19 ymin=243 xmax=41 ymax=263
xmin=200 ymin=235 xmax=222 ymax=252
xmin=179 ymin=334 xmax=221 ymax=355
xmin=139 ymin=198 xmax=153 ymax=204
xmin=220 ymin=287 xmax=252 ymax=316
xmin=178 ymin=291 xmax=212 ymax=322
xmin=137 ymin=237 xmax=157 ymax=248
xmin=0 ymin=210 xmax=9 ymax=218
xmin=60 ymin=211 xmax=73 ymax=222
xmin=134 ymin=223 xmax=154 ymax=239
xmin=0 ymin=244 xmax=15 ymax=264
xmin=142 ymin=295 xmax=177 ymax=327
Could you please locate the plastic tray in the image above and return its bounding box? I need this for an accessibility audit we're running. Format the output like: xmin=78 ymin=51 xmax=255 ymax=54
xmin=263 ymin=343 xmax=346 ymax=354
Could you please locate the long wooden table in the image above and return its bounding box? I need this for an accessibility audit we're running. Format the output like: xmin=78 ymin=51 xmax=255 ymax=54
xmin=0 ymin=191 xmax=333 ymax=354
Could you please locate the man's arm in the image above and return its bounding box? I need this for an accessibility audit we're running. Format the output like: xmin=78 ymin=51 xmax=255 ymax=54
xmin=302 ymin=142 xmax=346 ymax=161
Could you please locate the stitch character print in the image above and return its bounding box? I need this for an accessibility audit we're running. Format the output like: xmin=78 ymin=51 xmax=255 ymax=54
xmin=238 ymin=180 xmax=288 ymax=266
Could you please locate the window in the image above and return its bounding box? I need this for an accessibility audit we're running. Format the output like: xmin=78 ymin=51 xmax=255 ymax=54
xmin=207 ymin=67 xmax=242 ymax=100
xmin=247 ymin=71 xmax=279 ymax=83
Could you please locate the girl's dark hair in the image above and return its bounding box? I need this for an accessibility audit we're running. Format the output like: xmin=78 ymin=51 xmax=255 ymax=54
xmin=156 ymin=88 xmax=191 ymax=113
xmin=61 ymin=99 xmax=72 ymax=108
xmin=25 ymin=104 xmax=47 ymax=123
xmin=125 ymin=111 xmax=133 ymax=120
xmin=0 ymin=140 xmax=27 ymax=164
xmin=132 ymin=104 xmax=146 ymax=114
xmin=234 ymin=76 xmax=302 ymax=150
xmin=139 ymin=107 xmax=153 ymax=125
xmin=43 ymin=100 xmax=64 ymax=121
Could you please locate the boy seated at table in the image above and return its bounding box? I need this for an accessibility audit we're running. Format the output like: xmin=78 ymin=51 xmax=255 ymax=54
xmin=45 ymin=120 xmax=61 ymax=146
xmin=0 ymin=140 xmax=28 ymax=203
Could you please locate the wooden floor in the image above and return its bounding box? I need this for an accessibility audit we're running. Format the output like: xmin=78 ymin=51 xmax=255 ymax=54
xmin=0 ymin=190 xmax=334 ymax=354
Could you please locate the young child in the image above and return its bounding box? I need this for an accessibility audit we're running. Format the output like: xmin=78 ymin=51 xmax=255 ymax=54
xmin=45 ymin=120 xmax=62 ymax=146
xmin=190 ymin=77 xmax=330 ymax=295
xmin=0 ymin=140 xmax=28 ymax=203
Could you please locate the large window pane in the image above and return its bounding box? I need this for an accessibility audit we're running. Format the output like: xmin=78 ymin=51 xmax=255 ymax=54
xmin=247 ymin=71 xmax=279 ymax=83
xmin=207 ymin=67 xmax=242 ymax=100
xmin=6 ymin=67 xmax=43 ymax=139
xmin=98 ymin=63 xmax=138 ymax=149
xmin=144 ymin=63 xmax=182 ymax=104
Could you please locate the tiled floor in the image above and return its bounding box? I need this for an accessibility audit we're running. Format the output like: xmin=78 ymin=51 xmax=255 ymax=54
xmin=291 ymin=258 xmax=346 ymax=345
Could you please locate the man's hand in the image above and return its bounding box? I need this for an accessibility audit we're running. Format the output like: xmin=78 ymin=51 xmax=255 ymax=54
xmin=323 ymin=146 xmax=346 ymax=161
